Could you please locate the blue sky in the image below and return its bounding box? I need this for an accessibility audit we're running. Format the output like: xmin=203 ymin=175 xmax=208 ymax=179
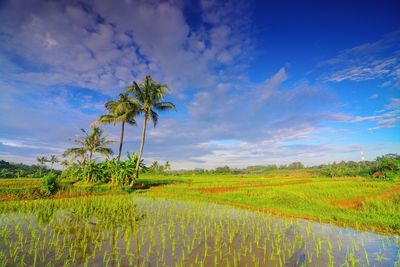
xmin=0 ymin=0 xmax=399 ymax=169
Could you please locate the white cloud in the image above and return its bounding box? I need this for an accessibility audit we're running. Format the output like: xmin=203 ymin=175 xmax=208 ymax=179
xmin=319 ymin=31 xmax=400 ymax=84
xmin=258 ymin=67 xmax=287 ymax=101
xmin=368 ymin=125 xmax=395 ymax=131
xmin=0 ymin=138 xmax=64 ymax=152
xmin=369 ymin=93 xmax=379 ymax=99
xmin=351 ymin=98 xmax=400 ymax=130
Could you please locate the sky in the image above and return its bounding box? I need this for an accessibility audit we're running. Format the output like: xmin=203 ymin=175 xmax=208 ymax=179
xmin=0 ymin=0 xmax=399 ymax=169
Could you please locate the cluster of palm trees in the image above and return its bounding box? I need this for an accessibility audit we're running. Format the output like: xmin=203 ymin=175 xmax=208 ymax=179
xmin=36 ymin=155 xmax=59 ymax=174
xmin=63 ymin=75 xmax=175 ymax=180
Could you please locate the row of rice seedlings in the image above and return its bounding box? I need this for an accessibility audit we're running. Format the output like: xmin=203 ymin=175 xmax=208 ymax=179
xmin=0 ymin=195 xmax=399 ymax=266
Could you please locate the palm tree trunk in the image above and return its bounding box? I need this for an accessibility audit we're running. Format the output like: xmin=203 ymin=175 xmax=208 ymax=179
xmin=118 ymin=121 xmax=125 ymax=160
xmin=134 ymin=115 xmax=147 ymax=181
xmin=88 ymin=152 xmax=93 ymax=183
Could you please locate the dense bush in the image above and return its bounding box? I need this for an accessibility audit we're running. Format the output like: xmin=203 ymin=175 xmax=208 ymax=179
xmin=61 ymin=153 xmax=147 ymax=185
xmin=60 ymin=163 xmax=82 ymax=180
xmin=41 ymin=173 xmax=59 ymax=196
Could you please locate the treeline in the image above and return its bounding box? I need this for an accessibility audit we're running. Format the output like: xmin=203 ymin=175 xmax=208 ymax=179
xmin=169 ymin=162 xmax=305 ymax=175
xmin=0 ymin=160 xmax=57 ymax=178
xmin=166 ymin=154 xmax=400 ymax=179
xmin=318 ymin=154 xmax=400 ymax=179
xmin=2 ymin=154 xmax=399 ymax=180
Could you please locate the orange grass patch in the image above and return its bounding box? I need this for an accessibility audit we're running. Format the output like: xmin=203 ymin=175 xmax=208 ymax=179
xmin=334 ymin=184 xmax=400 ymax=209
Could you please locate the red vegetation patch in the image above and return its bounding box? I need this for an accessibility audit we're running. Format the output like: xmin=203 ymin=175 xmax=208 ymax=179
xmin=335 ymin=185 xmax=400 ymax=209
xmin=372 ymin=171 xmax=383 ymax=178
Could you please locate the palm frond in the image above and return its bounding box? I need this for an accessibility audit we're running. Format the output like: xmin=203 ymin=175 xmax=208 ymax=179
xmin=63 ymin=147 xmax=86 ymax=159
xmin=154 ymin=101 xmax=176 ymax=111
xmin=96 ymin=147 xmax=114 ymax=157
xmin=150 ymin=110 xmax=159 ymax=127
xmin=97 ymin=114 xmax=117 ymax=125
xmin=125 ymin=82 xmax=145 ymax=104
xmin=126 ymin=117 xmax=137 ymax=125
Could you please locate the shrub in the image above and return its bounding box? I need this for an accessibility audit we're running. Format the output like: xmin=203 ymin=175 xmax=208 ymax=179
xmin=371 ymin=155 xmax=400 ymax=180
xmin=41 ymin=173 xmax=59 ymax=196
xmin=60 ymin=163 xmax=83 ymax=180
xmin=64 ymin=153 xmax=148 ymax=185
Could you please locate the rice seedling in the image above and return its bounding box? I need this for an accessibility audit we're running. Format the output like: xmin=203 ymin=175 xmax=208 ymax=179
xmin=0 ymin=195 xmax=398 ymax=266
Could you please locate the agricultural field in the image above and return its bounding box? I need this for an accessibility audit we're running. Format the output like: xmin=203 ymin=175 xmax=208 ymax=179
xmin=0 ymin=170 xmax=399 ymax=266
xmin=140 ymin=171 xmax=400 ymax=234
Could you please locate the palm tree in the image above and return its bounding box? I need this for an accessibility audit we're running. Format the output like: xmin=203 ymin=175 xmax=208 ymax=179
xmin=94 ymin=93 xmax=139 ymax=160
xmin=63 ymin=127 xmax=114 ymax=163
xmin=150 ymin=161 xmax=160 ymax=172
xmin=164 ymin=161 xmax=171 ymax=171
xmin=49 ymin=155 xmax=58 ymax=170
xmin=37 ymin=156 xmax=47 ymax=166
xmin=60 ymin=160 xmax=69 ymax=169
xmin=125 ymin=75 xmax=176 ymax=180
xmin=36 ymin=156 xmax=48 ymax=177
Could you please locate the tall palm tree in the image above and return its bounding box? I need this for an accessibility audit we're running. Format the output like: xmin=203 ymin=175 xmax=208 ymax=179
xmin=49 ymin=155 xmax=58 ymax=170
xmin=94 ymin=93 xmax=139 ymax=160
xmin=63 ymin=127 xmax=114 ymax=163
xmin=125 ymin=75 xmax=176 ymax=180
xmin=36 ymin=156 xmax=48 ymax=177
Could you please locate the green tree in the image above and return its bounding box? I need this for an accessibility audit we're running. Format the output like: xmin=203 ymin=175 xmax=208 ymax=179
xmin=63 ymin=127 xmax=114 ymax=163
xmin=125 ymin=75 xmax=176 ymax=180
xmin=95 ymin=92 xmax=139 ymax=160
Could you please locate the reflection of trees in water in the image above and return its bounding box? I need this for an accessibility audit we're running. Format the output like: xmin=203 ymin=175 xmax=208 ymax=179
xmin=28 ymin=198 xmax=146 ymax=266
xmin=60 ymin=202 xmax=144 ymax=265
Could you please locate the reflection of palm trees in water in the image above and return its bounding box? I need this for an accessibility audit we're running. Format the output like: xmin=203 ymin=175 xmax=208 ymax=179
xmin=33 ymin=201 xmax=145 ymax=266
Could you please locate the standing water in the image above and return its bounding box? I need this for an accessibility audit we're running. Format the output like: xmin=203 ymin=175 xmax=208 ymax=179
xmin=0 ymin=196 xmax=399 ymax=266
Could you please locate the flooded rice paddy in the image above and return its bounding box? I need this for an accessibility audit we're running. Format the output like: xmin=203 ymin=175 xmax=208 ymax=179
xmin=0 ymin=196 xmax=399 ymax=266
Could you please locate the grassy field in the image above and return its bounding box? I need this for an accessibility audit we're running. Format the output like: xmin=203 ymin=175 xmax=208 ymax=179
xmin=1 ymin=169 xmax=399 ymax=234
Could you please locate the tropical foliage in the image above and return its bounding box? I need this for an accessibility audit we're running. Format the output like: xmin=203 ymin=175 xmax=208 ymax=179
xmin=61 ymin=153 xmax=146 ymax=184
xmin=41 ymin=173 xmax=59 ymax=196
xmin=94 ymin=92 xmax=139 ymax=159
xmin=56 ymin=75 xmax=175 ymax=185
xmin=125 ymin=75 xmax=176 ymax=179
xmin=63 ymin=127 xmax=114 ymax=163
